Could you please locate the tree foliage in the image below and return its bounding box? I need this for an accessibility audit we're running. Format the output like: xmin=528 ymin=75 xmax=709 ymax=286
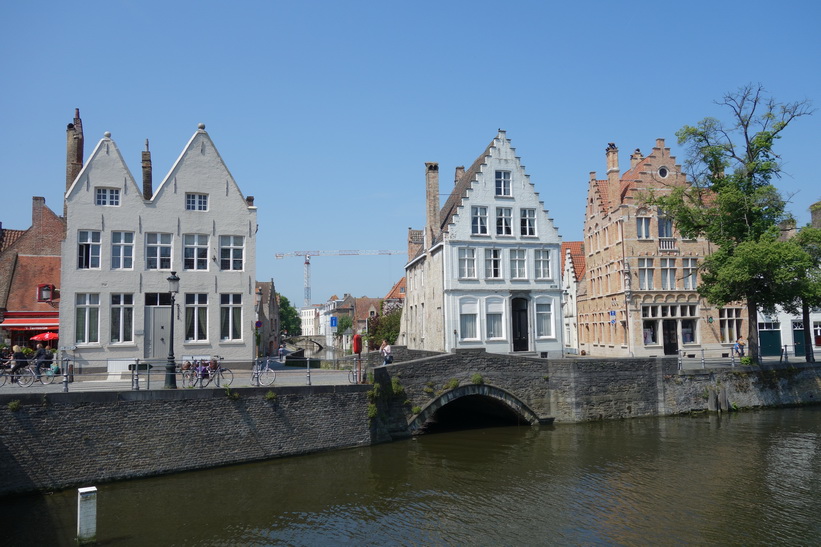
xmin=647 ymin=84 xmax=813 ymax=359
xmin=334 ymin=315 xmax=353 ymax=338
xmin=277 ymin=295 xmax=301 ymax=337
xmin=365 ymin=307 xmax=402 ymax=349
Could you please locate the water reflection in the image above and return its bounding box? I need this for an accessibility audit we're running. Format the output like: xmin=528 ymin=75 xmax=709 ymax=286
xmin=4 ymin=408 xmax=821 ymax=545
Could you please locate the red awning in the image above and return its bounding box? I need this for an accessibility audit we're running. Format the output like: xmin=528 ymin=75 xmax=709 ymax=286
xmin=0 ymin=317 xmax=60 ymax=330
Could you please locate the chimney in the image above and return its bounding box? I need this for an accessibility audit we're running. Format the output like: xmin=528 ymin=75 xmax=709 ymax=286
xmin=454 ymin=165 xmax=465 ymax=183
xmin=630 ymin=148 xmax=643 ymax=169
xmin=65 ymin=108 xmax=84 ymax=191
xmin=425 ymin=162 xmax=440 ymax=248
xmin=141 ymin=139 xmax=153 ymax=200
xmin=605 ymin=143 xmax=620 ymax=209
xmin=32 ymin=196 xmax=46 ymax=226
xmin=811 ymin=201 xmax=821 ymax=229
xmin=246 ymin=196 xmax=255 ymax=207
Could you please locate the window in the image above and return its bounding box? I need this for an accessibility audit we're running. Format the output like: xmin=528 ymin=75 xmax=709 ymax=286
xmin=536 ymin=302 xmax=553 ymax=338
xmin=682 ymin=258 xmax=697 ymax=290
xmin=637 ymin=217 xmax=651 ymax=239
xmin=146 ymin=233 xmax=172 ymax=270
xmin=111 ymin=231 xmax=134 ymax=270
xmin=75 ymin=293 xmax=99 ymax=344
xmin=145 ymin=293 xmax=172 ymax=306
xmin=661 ymin=258 xmax=676 ymax=290
xmin=638 ymin=258 xmax=654 ymax=290
xmin=459 ymin=298 xmax=478 ymax=340
xmin=458 ymin=248 xmax=476 ymax=279
xmin=719 ymin=308 xmax=743 ymax=344
xmin=185 ymin=193 xmax=208 ymax=211
xmin=535 ymin=249 xmax=551 ymax=279
xmin=78 ymin=230 xmax=101 ymax=269
xmin=110 ymin=293 xmax=133 ymax=343
xmin=486 ymin=298 xmax=504 ymax=339
xmin=184 ymin=234 xmax=209 ymax=271
xmin=495 ymin=171 xmax=511 ymax=196
xmin=471 ymin=206 xmax=488 ymax=235
xmin=220 ymin=293 xmax=242 ymax=340
xmin=185 ymin=293 xmax=208 ymax=341
xmin=520 ymin=209 xmax=536 ymax=236
xmin=658 ymin=210 xmax=673 ymax=238
xmin=642 ymin=321 xmax=658 ymax=344
xmin=95 ymin=188 xmax=120 ymax=206
xmin=496 ymin=208 xmax=512 ymax=235
xmin=510 ymin=249 xmax=526 ymax=280
xmin=220 ymin=236 xmax=244 ymax=271
xmin=485 ymin=248 xmax=502 ymax=279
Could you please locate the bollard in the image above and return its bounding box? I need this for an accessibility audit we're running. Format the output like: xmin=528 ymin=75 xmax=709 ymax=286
xmin=132 ymin=358 xmax=141 ymax=390
xmin=77 ymin=486 xmax=98 ymax=544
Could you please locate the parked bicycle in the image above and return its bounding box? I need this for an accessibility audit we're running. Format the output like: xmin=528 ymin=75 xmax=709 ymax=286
xmin=183 ymin=358 xmax=233 ymax=388
xmin=252 ymin=359 xmax=276 ymax=386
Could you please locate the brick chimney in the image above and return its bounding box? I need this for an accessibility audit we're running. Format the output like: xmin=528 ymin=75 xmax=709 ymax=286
xmin=630 ymin=148 xmax=643 ymax=170
xmin=66 ymin=108 xmax=84 ymax=191
xmin=425 ymin=162 xmax=440 ymax=248
xmin=605 ymin=143 xmax=619 ymax=210
xmin=141 ymin=139 xmax=153 ymax=200
xmin=454 ymin=165 xmax=465 ymax=183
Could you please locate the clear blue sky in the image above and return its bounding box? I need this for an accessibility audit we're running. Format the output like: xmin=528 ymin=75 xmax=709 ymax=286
xmin=3 ymin=1 xmax=820 ymax=308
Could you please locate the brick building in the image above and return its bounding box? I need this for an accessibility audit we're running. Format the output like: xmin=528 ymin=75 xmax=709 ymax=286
xmin=577 ymin=140 xmax=746 ymax=357
xmin=0 ymin=197 xmax=65 ymax=348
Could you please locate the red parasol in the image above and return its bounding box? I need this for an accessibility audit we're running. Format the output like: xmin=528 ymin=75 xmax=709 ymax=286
xmin=30 ymin=332 xmax=59 ymax=341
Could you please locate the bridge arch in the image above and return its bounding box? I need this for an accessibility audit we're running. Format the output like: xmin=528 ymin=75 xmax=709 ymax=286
xmin=407 ymin=384 xmax=545 ymax=435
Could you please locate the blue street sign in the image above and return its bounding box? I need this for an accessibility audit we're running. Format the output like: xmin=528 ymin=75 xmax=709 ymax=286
xmin=330 ymin=316 xmax=338 ymax=328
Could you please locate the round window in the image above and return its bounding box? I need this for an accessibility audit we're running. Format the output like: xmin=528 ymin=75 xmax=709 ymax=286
xmin=658 ymin=166 xmax=669 ymax=178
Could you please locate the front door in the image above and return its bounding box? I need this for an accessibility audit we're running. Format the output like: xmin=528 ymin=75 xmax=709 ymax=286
xmin=793 ymin=322 xmax=805 ymax=357
xmin=662 ymin=319 xmax=678 ymax=355
xmin=145 ymin=306 xmax=171 ymax=360
xmin=512 ymin=298 xmax=529 ymax=352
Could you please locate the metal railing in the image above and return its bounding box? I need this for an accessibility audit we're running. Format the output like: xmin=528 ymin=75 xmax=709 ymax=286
xmin=677 ymin=345 xmax=820 ymax=370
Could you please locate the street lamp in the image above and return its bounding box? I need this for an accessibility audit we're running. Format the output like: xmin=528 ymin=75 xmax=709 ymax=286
xmin=165 ymin=271 xmax=180 ymax=389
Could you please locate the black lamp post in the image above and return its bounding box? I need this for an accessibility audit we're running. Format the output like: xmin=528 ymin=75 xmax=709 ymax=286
xmin=165 ymin=271 xmax=180 ymax=389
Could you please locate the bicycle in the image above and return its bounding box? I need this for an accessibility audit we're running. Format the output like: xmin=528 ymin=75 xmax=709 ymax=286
xmin=193 ymin=359 xmax=233 ymax=388
xmin=252 ymin=359 xmax=276 ymax=386
xmin=0 ymin=363 xmax=36 ymax=387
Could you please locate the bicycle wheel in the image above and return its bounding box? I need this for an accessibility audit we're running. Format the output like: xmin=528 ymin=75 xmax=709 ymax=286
xmin=18 ymin=369 xmax=35 ymax=387
xmin=259 ymin=368 xmax=275 ymax=386
xmin=40 ymin=370 xmax=55 ymax=385
xmin=0 ymin=371 xmax=7 ymax=387
xmin=181 ymin=370 xmax=194 ymax=388
xmin=199 ymin=372 xmax=212 ymax=388
xmin=217 ymin=368 xmax=233 ymax=387
xmin=348 ymin=369 xmax=356 ymax=384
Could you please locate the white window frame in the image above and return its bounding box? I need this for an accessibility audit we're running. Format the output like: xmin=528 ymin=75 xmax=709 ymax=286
xmin=78 ymin=230 xmax=101 ymax=269
xmin=185 ymin=193 xmax=209 ymax=211
xmin=534 ymin=249 xmax=551 ymax=280
xmin=75 ymin=293 xmax=100 ymax=344
xmin=535 ymin=300 xmax=554 ymax=338
xmin=471 ymin=206 xmax=488 ymax=235
xmin=146 ymin=232 xmax=172 ymax=270
xmin=495 ymin=170 xmax=511 ymax=196
xmin=185 ymin=293 xmax=209 ymax=342
xmin=110 ymin=293 xmax=134 ymax=343
xmin=95 ymin=187 xmax=120 ymax=206
xmin=459 ymin=297 xmax=479 ymax=341
xmin=520 ymin=209 xmax=536 ymax=236
xmin=496 ymin=207 xmax=512 ymax=236
xmin=458 ymin=248 xmax=476 ymax=279
xmin=661 ymin=258 xmax=676 ymax=290
xmin=486 ymin=297 xmax=505 ymax=339
xmin=220 ymin=293 xmax=242 ymax=341
xmin=111 ymin=231 xmax=134 ymax=270
xmin=510 ymin=249 xmax=527 ymax=280
xmin=682 ymin=258 xmax=697 ymax=290
xmin=485 ymin=248 xmax=502 ymax=279
xmin=220 ymin=235 xmax=244 ymax=271
xmin=719 ymin=308 xmax=743 ymax=344
xmin=637 ymin=217 xmax=651 ymax=239
xmin=638 ymin=258 xmax=654 ymax=290
xmin=183 ymin=234 xmax=209 ymax=271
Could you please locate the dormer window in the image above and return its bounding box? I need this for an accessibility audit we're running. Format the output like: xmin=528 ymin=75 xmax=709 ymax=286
xmin=186 ymin=193 xmax=208 ymax=211
xmin=37 ymin=284 xmax=55 ymax=302
xmin=95 ymin=188 xmax=120 ymax=206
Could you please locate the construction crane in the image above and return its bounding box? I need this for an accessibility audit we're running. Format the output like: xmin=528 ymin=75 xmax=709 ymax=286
xmin=275 ymin=250 xmax=404 ymax=307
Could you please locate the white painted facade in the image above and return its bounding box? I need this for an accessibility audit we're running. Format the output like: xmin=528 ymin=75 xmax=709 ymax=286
xmin=300 ymin=306 xmax=320 ymax=336
xmin=402 ymin=131 xmax=564 ymax=355
xmin=59 ymin=125 xmax=257 ymax=370
xmin=757 ymin=307 xmax=821 ymax=360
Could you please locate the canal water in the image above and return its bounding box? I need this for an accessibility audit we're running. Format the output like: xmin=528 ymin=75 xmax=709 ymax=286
xmin=4 ymin=407 xmax=821 ymax=545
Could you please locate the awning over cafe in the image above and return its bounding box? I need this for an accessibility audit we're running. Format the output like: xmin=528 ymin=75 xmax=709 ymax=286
xmin=0 ymin=317 xmax=60 ymax=330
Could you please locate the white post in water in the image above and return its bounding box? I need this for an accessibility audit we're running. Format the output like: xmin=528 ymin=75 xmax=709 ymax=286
xmin=77 ymin=486 xmax=98 ymax=544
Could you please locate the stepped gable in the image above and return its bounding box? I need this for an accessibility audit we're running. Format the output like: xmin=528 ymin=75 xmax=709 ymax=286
xmin=438 ymin=138 xmax=495 ymax=235
xmin=561 ymin=241 xmax=585 ymax=282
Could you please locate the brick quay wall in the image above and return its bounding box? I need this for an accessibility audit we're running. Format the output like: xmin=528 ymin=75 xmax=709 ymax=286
xmin=2 ymin=354 xmax=821 ymax=496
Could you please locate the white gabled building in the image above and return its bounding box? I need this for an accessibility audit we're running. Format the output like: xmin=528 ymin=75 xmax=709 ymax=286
xmin=59 ymin=115 xmax=257 ymax=371
xmin=401 ymin=131 xmax=564 ymax=356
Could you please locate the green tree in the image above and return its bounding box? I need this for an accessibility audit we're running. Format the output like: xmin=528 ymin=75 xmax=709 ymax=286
xmin=649 ymin=84 xmax=813 ymax=360
xmin=334 ymin=315 xmax=353 ymax=339
xmin=278 ymin=295 xmax=301 ymax=337
xmin=365 ymin=307 xmax=402 ymax=349
xmin=792 ymin=226 xmax=821 ymax=362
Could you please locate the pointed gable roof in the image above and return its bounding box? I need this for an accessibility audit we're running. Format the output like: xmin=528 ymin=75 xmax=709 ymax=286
xmin=561 ymin=241 xmax=585 ymax=282
xmin=438 ymin=136 xmax=497 ymax=233
xmin=65 ymin=132 xmax=143 ymax=201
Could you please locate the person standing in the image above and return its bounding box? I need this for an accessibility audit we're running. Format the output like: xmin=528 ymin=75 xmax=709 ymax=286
xmin=736 ymin=336 xmax=746 ymax=357
xmin=379 ymin=339 xmax=392 ymax=366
